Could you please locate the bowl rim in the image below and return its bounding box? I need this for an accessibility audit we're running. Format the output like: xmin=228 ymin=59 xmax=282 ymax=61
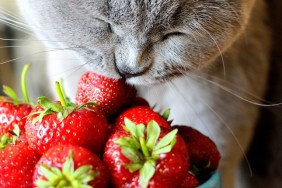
xmin=197 ymin=171 xmax=221 ymax=188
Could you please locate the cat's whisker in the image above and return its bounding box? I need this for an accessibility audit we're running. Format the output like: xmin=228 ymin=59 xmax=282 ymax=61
xmin=0 ymin=11 xmax=33 ymax=35
xmin=0 ymin=45 xmax=39 ymax=49
xmin=51 ymin=62 xmax=88 ymax=81
xmin=192 ymin=73 xmax=282 ymax=107
xmin=0 ymin=16 xmax=31 ymax=30
xmin=167 ymin=80 xmax=213 ymax=136
xmin=0 ymin=8 xmax=32 ymax=29
xmin=0 ymin=8 xmax=75 ymax=45
xmin=0 ymin=7 xmax=24 ymax=22
xmin=172 ymin=74 xmax=253 ymax=176
xmin=0 ymin=37 xmax=80 ymax=47
xmin=0 ymin=17 xmax=32 ymax=35
xmin=194 ymin=22 xmax=226 ymax=77
xmin=186 ymin=27 xmax=204 ymax=60
xmin=0 ymin=46 xmax=82 ymax=65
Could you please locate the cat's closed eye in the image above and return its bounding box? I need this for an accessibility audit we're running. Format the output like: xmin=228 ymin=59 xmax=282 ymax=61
xmin=162 ymin=32 xmax=184 ymax=41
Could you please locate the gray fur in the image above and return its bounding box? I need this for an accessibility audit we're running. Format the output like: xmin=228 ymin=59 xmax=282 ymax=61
xmin=16 ymin=0 xmax=279 ymax=187
xmin=17 ymin=0 xmax=254 ymax=83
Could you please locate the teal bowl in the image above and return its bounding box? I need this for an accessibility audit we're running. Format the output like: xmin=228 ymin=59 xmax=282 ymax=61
xmin=197 ymin=171 xmax=222 ymax=188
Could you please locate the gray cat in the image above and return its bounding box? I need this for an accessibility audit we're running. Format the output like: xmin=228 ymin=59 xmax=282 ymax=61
xmin=13 ymin=0 xmax=281 ymax=187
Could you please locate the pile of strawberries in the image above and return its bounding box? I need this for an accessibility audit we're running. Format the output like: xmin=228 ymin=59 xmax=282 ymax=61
xmin=0 ymin=65 xmax=221 ymax=188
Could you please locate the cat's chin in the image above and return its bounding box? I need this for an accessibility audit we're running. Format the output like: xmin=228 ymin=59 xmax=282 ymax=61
xmin=125 ymin=76 xmax=167 ymax=86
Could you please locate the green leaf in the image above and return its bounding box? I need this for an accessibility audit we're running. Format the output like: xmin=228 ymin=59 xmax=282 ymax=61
xmin=140 ymin=136 xmax=150 ymax=158
xmin=83 ymin=168 xmax=98 ymax=183
xmin=3 ymin=85 xmax=21 ymax=104
xmin=76 ymin=102 xmax=98 ymax=111
xmin=10 ymin=124 xmax=21 ymax=144
xmin=37 ymin=96 xmax=63 ymax=112
xmin=116 ymin=137 xmax=140 ymax=151
xmin=0 ymin=134 xmax=11 ymax=150
xmin=139 ymin=160 xmax=156 ymax=188
xmin=72 ymin=165 xmax=95 ymax=181
xmin=63 ymin=106 xmax=76 ymax=118
xmin=57 ymin=180 xmax=68 ymax=187
xmin=39 ymin=164 xmax=61 ymax=181
xmin=35 ymin=179 xmax=53 ymax=187
xmin=32 ymin=95 xmax=77 ymax=123
xmin=146 ymin=121 xmax=161 ymax=150
xmin=124 ymin=118 xmax=138 ymax=138
xmin=125 ymin=163 xmax=143 ymax=173
xmin=31 ymin=109 xmax=54 ymax=124
xmin=120 ymin=146 xmax=143 ymax=164
xmin=51 ymin=166 xmax=63 ymax=177
xmin=13 ymin=124 xmax=20 ymax=137
xmin=62 ymin=152 xmax=75 ymax=175
xmin=154 ymin=129 xmax=178 ymax=151
xmin=152 ymin=138 xmax=176 ymax=155
xmin=162 ymin=108 xmax=171 ymax=120
xmin=136 ymin=124 xmax=145 ymax=139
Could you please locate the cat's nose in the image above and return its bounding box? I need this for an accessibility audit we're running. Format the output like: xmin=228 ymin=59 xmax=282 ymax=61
xmin=115 ymin=65 xmax=145 ymax=78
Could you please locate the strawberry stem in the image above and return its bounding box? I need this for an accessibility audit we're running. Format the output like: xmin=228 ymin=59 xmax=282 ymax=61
xmin=21 ymin=64 xmax=30 ymax=103
xmin=140 ymin=137 xmax=150 ymax=157
xmin=55 ymin=81 xmax=67 ymax=107
xmin=59 ymin=79 xmax=69 ymax=103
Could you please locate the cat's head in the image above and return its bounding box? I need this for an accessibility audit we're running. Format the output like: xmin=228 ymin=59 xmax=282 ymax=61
xmin=18 ymin=0 xmax=255 ymax=85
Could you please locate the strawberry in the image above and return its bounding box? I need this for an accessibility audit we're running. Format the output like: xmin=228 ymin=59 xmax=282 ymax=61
xmin=33 ymin=144 xmax=109 ymax=188
xmin=25 ymin=82 xmax=109 ymax=155
xmin=0 ymin=126 xmax=40 ymax=187
xmin=173 ymin=125 xmax=221 ymax=181
xmin=181 ymin=172 xmax=200 ymax=188
xmin=103 ymin=118 xmax=189 ymax=187
xmin=75 ymin=71 xmax=137 ymax=119
xmin=0 ymin=97 xmax=32 ymax=135
xmin=112 ymin=106 xmax=171 ymax=133
xmin=129 ymin=97 xmax=150 ymax=108
xmin=0 ymin=64 xmax=33 ymax=136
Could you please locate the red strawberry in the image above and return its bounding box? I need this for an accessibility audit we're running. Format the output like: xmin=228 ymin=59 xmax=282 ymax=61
xmin=0 ymin=127 xmax=40 ymax=187
xmin=0 ymin=96 xmax=32 ymax=135
xmin=112 ymin=106 xmax=171 ymax=133
xmin=181 ymin=172 xmax=200 ymax=188
xmin=129 ymin=97 xmax=150 ymax=108
xmin=75 ymin=71 xmax=137 ymax=119
xmin=0 ymin=64 xmax=33 ymax=135
xmin=25 ymin=82 xmax=109 ymax=155
xmin=33 ymin=145 xmax=109 ymax=188
xmin=173 ymin=126 xmax=221 ymax=178
xmin=103 ymin=119 xmax=189 ymax=187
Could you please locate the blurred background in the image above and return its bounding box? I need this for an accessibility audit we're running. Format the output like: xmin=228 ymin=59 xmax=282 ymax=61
xmin=0 ymin=0 xmax=46 ymax=99
xmin=0 ymin=0 xmax=15 ymax=95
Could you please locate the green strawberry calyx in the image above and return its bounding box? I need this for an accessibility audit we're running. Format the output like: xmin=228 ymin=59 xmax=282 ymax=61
xmin=35 ymin=150 xmax=98 ymax=188
xmin=2 ymin=64 xmax=33 ymax=106
xmin=161 ymin=108 xmax=171 ymax=121
xmin=115 ymin=118 xmax=178 ymax=188
xmin=30 ymin=81 xmax=98 ymax=124
xmin=0 ymin=124 xmax=21 ymax=149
